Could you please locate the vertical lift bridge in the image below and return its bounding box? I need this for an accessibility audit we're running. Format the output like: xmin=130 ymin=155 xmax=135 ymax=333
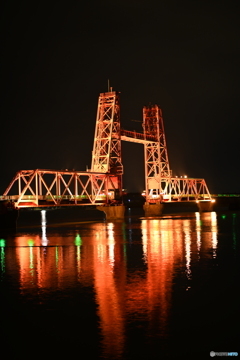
xmin=1 ymin=90 xmax=213 ymax=217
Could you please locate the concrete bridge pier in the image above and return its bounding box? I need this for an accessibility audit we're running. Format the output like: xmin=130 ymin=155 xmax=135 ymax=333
xmin=97 ymin=204 xmax=125 ymax=220
xmin=143 ymin=202 xmax=164 ymax=217
xmin=196 ymin=200 xmax=215 ymax=212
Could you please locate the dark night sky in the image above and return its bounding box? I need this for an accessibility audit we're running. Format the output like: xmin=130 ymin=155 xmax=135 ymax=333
xmin=1 ymin=0 xmax=240 ymax=194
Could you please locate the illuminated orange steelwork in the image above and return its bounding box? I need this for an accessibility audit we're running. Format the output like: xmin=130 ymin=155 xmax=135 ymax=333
xmin=91 ymin=91 xmax=123 ymax=196
xmin=1 ymin=89 xmax=212 ymax=211
xmin=2 ymin=169 xmax=111 ymax=207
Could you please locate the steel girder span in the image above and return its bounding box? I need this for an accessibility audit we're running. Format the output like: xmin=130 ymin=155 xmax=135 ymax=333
xmin=2 ymin=169 xmax=119 ymax=208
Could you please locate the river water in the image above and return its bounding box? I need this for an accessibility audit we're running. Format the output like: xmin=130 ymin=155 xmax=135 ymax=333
xmin=0 ymin=208 xmax=239 ymax=359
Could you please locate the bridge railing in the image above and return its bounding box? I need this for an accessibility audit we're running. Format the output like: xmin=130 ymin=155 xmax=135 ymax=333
xmin=120 ymin=129 xmax=158 ymax=142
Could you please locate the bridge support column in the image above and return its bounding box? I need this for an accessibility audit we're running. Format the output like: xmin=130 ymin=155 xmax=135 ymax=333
xmin=197 ymin=201 xmax=215 ymax=212
xmin=143 ymin=202 xmax=164 ymax=217
xmin=97 ymin=204 xmax=125 ymax=220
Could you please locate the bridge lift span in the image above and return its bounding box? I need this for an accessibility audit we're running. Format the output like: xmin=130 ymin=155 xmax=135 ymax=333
xmin=1 ymin=90 xmax=213 ymax=217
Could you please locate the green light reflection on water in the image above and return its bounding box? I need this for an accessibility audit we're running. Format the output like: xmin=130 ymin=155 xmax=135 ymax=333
xmin=28 ymin=239 xmax=34 ymax=247
xmin=55 ymin=247 xmax=59 ymax=273
xmin=75 ymin=234 xmax=82 ymax=246
xmin=0 ymin=239 xmax=5 ymax=276
xmin=75 ymin=234 xmax=82 ymax=266
xmin=0 ymin=239 xmax=6 ymax=247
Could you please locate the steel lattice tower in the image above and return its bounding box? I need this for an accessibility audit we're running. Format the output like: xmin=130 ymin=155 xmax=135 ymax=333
xmin=91 ymin=91 xmax=123 ymax=197
xmin=143 ymin=105 xmax=171 ymax=202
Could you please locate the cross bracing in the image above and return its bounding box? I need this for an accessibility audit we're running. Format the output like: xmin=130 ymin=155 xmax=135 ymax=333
xmin=2 ymin=169 xmax=117 ymax=207
xmin=91 ymin=91 xmax=123 ymax=176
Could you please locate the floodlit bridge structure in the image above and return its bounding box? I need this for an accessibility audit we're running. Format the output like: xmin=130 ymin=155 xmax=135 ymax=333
xmin=1 ymin=90 xmax=213 ymax=218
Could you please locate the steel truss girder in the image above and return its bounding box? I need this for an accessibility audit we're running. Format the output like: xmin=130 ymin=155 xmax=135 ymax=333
xmin=146 ymin=177 xmax=211 ymax=202
xmin=2 ymin=169 xmax=117 ymax=207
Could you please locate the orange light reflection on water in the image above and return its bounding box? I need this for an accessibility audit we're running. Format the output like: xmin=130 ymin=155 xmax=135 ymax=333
xmin=93 ymin=222 xmax=126 ymax=359
xmin=140 ymin=218 xmax=183 ymax=336
xmin=3 ymin=212 xmax=219 ymax=358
